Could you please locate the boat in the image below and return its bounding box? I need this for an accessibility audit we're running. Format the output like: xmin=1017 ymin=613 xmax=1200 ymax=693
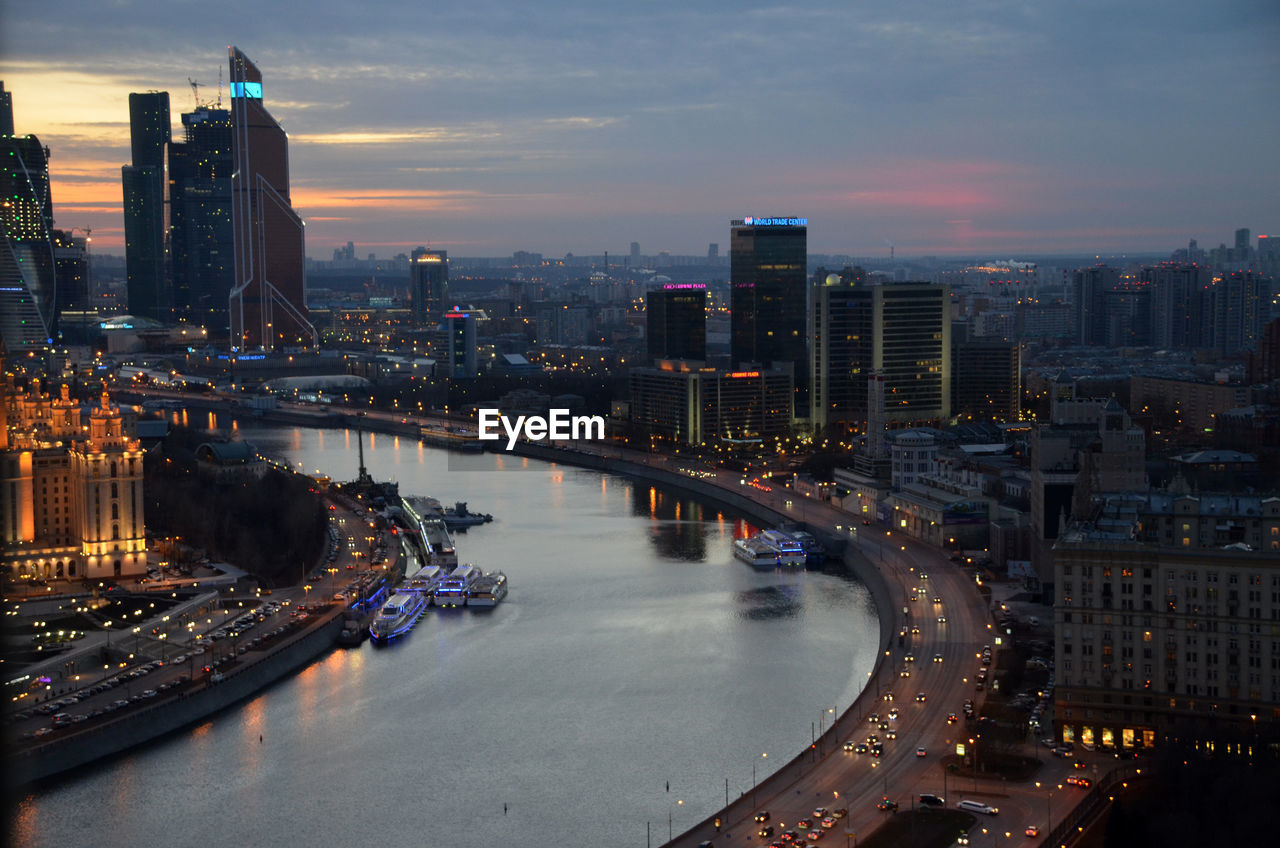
xmin=789 ymin=530 xmax=827 ymax=566
xmin=404 ymin=564 xmax=446 ymax=599
xmin=466 ymin=572 xmax=508 ymax=608
xmin=400 ymin=497 xmax=459 ymax=569
xmin=732 ymin=529 xmax=807 ymax=567
xmin=434 ymin=563 xmax=483 ymax=607
xmin=441 ymin=501 xmax=492 ymax=530
xmin=369 ymin=591 xmax=428 ymax=641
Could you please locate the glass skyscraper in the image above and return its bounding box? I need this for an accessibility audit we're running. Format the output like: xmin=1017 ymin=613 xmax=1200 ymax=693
xmin=122 ymin=91 xmax=170 ymax=321
xmin=228 ymin=47 xmax=315 ymax=351
xmin=730 ymin=217 xmax=808 ymax=419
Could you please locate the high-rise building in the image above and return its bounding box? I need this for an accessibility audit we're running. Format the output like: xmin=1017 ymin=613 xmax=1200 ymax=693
xmin=122 ymin=91 xmax=171 ymax=321
xmin=730 ymin=217 xmax=808 ymax=419
xmin=630 ymin=241 xmax=640 ymax=264
xmin=952 ymin=336 xmax=1021 ymax=422
xmin=0 ymin=81 xmax=13 ymax=135
xmin=1210 ymin=270 xmax=1268 ymax=355
xmin=1073 ymin=265 xmax=1118 ymax=346
xmin=0 ymin=83 xmax=56 ymax=351
xmin=1146 ymin=263 xmax=1211 ymax=350
xmin=629 ymin=361 xmax=793 ymax=445
xmin=1234 ymin=227 xmax=1251 ymax=260
xmin=409 ymin=248 xmax=448 ymax=327
xmin=1 ymin=378 xmax=147 ymax=581
xmin=51 ymin=229 xmax=89 ymax=316
xmin=228 ymin=47 xmax=316 ymax=351
xmin=444 ymin=306 xmax=483 ymax=378
xmin=808 ymin=276 xmax=950 ymax=431
xmin=646 ymin=284 xmax=706 ymax=362
xmin=168 ymin=106 xmax=234 ymax=331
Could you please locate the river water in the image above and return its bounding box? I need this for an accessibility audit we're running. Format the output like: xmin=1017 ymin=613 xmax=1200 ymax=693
xmin=11 ymin=424 xmax=880 ymax=848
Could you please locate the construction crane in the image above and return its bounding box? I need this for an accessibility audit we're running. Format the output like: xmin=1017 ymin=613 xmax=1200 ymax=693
xmin=188 ymin=77 xmax=203 ymax=109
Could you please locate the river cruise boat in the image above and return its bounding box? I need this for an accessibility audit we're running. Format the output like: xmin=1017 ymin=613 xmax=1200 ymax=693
xmin=369 ymin=592 xmax=427 ymax=641
xmin=732 ymin=530 xmax=807 ymax=568
xmin=466 ymin=572 xmax=508 ymax=608
xmin=434 ymin=563 xmax=483 ymax=607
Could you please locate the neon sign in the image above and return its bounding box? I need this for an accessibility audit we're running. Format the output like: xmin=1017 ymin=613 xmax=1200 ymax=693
xmin=740 ymin=217 xmax=807 ymax=227
xmin=229 ymin=82 xmax=263 ymax=99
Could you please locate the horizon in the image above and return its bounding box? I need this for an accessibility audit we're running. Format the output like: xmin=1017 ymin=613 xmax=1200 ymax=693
xmin=4 ymin=1 xmax=1277 ymax=259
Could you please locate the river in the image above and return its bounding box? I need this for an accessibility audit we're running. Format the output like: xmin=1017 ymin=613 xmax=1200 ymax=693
xmin=10 ymin=423 xmax=880 ymax=848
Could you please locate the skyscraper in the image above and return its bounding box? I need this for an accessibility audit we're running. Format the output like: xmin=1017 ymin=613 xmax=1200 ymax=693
xmin=409 ymin=247 xmax=448 ymax=327
xmin=1146 ymin=263 xmax=1211 ymax=350
xmin=169 ymin=105 xmax=234 ymax=331
xmin=730 ymin=217 xmax=808 ymax=419
xmin=122 ymin=91 xmax=171 ymax=321
xmin=0 ymin=82 xmax=13 ymax=136
xmin=1073 ymin=264 xmax=1118 ymax=346
xmin=0 ymin=82 xmax=56 ymax=351
xmin=808 ymin=278 xmax=950 ymax=431
xmin=646 ymin=284 xmax=707 ymax=362
xmin=228 ymin=47 xmax=316 ymax=351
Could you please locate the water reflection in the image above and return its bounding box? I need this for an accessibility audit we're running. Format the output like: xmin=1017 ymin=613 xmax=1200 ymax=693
xmin=736 ymin=585 xmax=804 ymax=620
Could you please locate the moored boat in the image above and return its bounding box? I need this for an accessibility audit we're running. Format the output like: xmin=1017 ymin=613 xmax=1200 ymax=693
xmin=369 ymin=591 xmax=427 ymax=641
xmin=466 ymin=572 xmax=508 ymax=608
xmin=732 ymin=529 xmax=807 ymax=567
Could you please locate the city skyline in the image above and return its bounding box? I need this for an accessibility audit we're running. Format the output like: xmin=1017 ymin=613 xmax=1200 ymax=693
xmin=3 ymin=0 xmax=1278 ymax=259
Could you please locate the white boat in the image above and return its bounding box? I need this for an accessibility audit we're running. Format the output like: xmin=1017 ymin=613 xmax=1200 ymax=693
xmin=733 ymin=530 xmax=807 ymax=567
xmin=404 ymin=564 xmax=446 ymax=599
xmin=369 ymin=592 xmax=427 ymax=641
xmin=466 ymin=572 xmax=508 ymax=608
xmin=434 ymin=563 xmax=483 ymax=607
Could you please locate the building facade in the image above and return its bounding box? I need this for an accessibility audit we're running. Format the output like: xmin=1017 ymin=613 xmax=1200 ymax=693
xmin=409 ymin=248 xmax=448 ymax=327
xmin=122 ymin=91 xmax=171 ymax=322
xmin=1 ymin=378 xmax=147 ymax=581
xmin=169 ymin=106 xmax=234 ymax=332
xmin=1 ymin=96 xmax=56 ymax=351
xmin=629 ymin=361 xmax=792 ymax=446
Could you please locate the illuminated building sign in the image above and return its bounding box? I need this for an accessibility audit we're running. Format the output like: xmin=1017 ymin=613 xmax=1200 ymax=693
xmin=738 ymin=217 xmax=807 ymax=227
xmin=229 ymin=82 xmax=263 ymax=99
xmin=445 ymin=312 xmax=472 ymax=319
xmin=661 ymin=283 xmax=707 ymax=290
xmin=727 ymin=371 xmax=760 ymax=378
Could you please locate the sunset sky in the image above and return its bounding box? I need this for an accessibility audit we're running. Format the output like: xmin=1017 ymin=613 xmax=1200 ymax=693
xmin=4 ymin=0 xmax=1278 ymax=259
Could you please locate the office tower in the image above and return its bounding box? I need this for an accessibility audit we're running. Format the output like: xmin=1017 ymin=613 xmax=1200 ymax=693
xmin=169 ymin=105 xmax=234 ymax=331
xmin=809 ymin=276 xmax=950 ymax=431
xmin=646 ymin=284 xmax=706 ymax=362
xmin=0 ymin=84 xmax=56 ymax=351
xmin=809 ymin=268 xmax=870 ymax=432
xmin=1073 ymin=265 xmax=1118 ymax=346
xmin=409 ymin=248 xmax=448 ymax=326
xmin=629 ymin=361 xmax=793 ymax=445
xmin=708 ymin=243 xmax=718 ymax=261
xmin=1145 ymin=263 xmax=1211 ymax=349
xmin=122 ymin=91 xmax=171 ymax=321
xmin=444 ymin=307 xmax=483 ymax=378
xmin=0 ymin=81 xmax=12 ymax=135
xmin=228 ymin=47 xmax=316 ymax=351
xmin=952 ymin=337 xmax=1021 ymax=422
xmin=730 ymin=216 xmax=808 ymax=418
xmin=52 ymin=229 xmax=89 ymax=316
xmin=630 ymin=241 xmax=640 ymax=264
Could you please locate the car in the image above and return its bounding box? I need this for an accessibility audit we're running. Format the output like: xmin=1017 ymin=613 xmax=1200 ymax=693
xmin=843 ymin=740 xmax=856 ymax=752
xmin=1054 ymin=746 xmax=1074 ymax=759
xmin=932 ymin=596 xmax=942 ymax=604
xmin=937 ymin=615 xmax=947 ymax=623
xmin=957 ymin=832 xmax=970 ymax=845
xmin=956 ymin=799 xmax=999 ymax=816
xmin=1066 ymin=776 xmax=1091 ymax=787
xmin=910 ymin=625 xmax=921 ymax=635
xmin=1025 ymin=826 xmax=1041 ymax=837
xmin=899 ymin=668 xmax=912 ymax=678
xmin=797 ymin=819 xmax=813 ymax=829
xmin=904 ymin=653 xmax=916 ymax=662
xmin=947 ymin=712 xmax=959 ymax=724
xmin=919 ymin=793 xmax=945 ymax=807
xmin=833 ymin=808 xmax=847 ymax=818
xmin=887 ymin=709 xmax=899 ymax=720
xmin=933 ymin=653 xmax=944 ymax=663
xmin=780 ymin=831 xmax=798 ymax=842
xmin=916 ymin=746 xmax=927 ymax=757
xmin=757 ymin=826 xmax=774 ymax=838
xmin=885 ymin=729 xmax=898 ymax=739
xmin=811 ymin=807 xmax=828 ymax=819
xmin=867 ymin=714 xmax=880 ymax=724
xmin=820 ymin=817 xmax=836 ymax=829
xmin=806 ymin=830 xmax=824 ymax=842
xmin=883 ymin=691 xmax=894 ymax=701
xmin=916 ymin=692 xmax=927 ymax=702
xmin=878 ymin=721 xmax=890 ymax=731
xmin=755 ymin=811 xmax=770 ymax=823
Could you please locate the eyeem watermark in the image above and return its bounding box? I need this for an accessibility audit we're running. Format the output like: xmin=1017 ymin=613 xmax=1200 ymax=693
xmin=477 ymin=408 xmax=605 ymax=450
